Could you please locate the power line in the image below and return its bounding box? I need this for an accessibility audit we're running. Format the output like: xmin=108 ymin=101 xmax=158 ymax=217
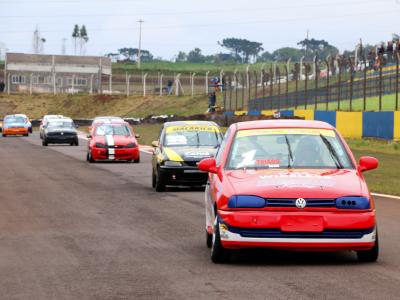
xmin=0 ymin=0 xmax=385 ymax=18
xmin=0 ymin=9 xmax=396 ymax=34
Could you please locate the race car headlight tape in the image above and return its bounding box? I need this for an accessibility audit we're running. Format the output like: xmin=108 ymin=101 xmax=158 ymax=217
xmin=164 ymin=160 xmax=183 ymax=167
xmin=335 ymin=196 xmax=370 ymax=209
xmin=228 ymin=195 xmax=266 ymax=208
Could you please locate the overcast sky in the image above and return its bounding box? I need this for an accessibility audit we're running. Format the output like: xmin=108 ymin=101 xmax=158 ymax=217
xmin=0 ymin=0 xmax=399 ymax=59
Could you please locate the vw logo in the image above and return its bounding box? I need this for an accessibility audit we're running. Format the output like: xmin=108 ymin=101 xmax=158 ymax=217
xmin=60 ymin=132 xmax=64 ymax=135
xmin=295 ymin=198 xmax=307 ymax=209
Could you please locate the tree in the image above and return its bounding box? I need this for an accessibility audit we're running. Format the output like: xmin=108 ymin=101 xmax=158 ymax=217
xmin=175 ymin=51 xmax=187 ymax=62
xmin=297 ymin=38 xmax=338 ymax=60
xmin=218 ymin=38 xmax=263 ymax=63
xmin=272 ymin=47 xmax=303 ymax=61
xmin=72 ymin=24 xmax=80 ymax=55
xmin=117 ymin=48 xmax=153 ymax=62
xmin=257 ymin=51 xmax=273 ymax=62
xmin=187 ymin=48 xmax=205 ymax=63
xmin=79 ymin=25 xmax=89 ymax=55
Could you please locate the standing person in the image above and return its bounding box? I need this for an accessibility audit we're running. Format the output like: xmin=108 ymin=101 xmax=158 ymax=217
xmin=167 ymin=80 xmax=173 ymax=95
xmin=0 ymin=81 xmax=5 ymax=93
xmin=207 ymin=91 xmax=217 ymax=113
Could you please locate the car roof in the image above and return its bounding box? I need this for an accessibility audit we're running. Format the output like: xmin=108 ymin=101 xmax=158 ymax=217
xmin=94 ymin=121 xmax=127 ymax=126
xmin=163 ymin=120 xmax=219 ymax=128
xmin=94 ymin=116 xmax=123 ymax=121
xmin=44 ymin=115 xmax=64 ymax=119
xmin=48 ymin=117 xmax=73 ymax=122
xmin=4 ymin=114 xmax=26 ymax=118
xmin=233 ymin=119 xmax=335 ymax=131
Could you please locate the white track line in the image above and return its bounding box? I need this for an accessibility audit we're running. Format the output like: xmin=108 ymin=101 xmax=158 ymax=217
xmin=372 ymin=193 xmax=400 ymax=200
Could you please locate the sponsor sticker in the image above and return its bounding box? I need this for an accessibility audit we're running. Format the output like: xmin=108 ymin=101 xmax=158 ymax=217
xmin=166 ymin=125 xmax=220 ymax=133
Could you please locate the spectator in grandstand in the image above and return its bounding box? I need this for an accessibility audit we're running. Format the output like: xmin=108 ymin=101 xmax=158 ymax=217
xmin=387 ymin=41 xmax=394 ymax=62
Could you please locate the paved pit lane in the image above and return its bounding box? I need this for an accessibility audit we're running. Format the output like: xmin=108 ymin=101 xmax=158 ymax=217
xmin=0 ymin=133 xmax=399 ymax=299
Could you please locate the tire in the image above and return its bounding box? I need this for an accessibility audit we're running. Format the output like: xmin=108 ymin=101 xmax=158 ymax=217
xmin=134 ymin=156 xmax=140 ymax=163
xmin=2 ymin=134 xmax=6 ymax=137
xmin=357 ymin=230 xmax=379 ymax=263
xmin=75 ymin=139 xmax=79 ymax=146
xmin=206 ymin=230 xmax=212 ymax=248
xmin=23 ymin=133 xmax=29 ymax=137
xmin=42 ymin=138 xmax=48 ymax=146
xmin=152 ymin=169 xmax=156 ymax=188
xmin=87 ymin=151 xmax=95 ymax=163
xmin=210 ymin=217 xmax=231 ymax=263
xmin=155 ymin=167 xmax=166 ymax=192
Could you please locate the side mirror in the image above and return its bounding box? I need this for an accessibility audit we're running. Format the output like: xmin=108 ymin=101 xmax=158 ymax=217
xmin=359 ymin=156 xmax=378 ymax=172
xmin=135 ymin=134 xmax=140 ymax=139
xmin=198 ymin=158 xmax=218 ymax=174
xmin=151 ymin=140 xmax=159 ymax=148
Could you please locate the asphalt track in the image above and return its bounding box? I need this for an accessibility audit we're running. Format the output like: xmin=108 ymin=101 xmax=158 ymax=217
xmin=0 ymin=133 xmax=399 ymax=300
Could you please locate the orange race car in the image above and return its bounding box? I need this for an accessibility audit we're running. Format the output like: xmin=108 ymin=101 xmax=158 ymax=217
xmin=2 ymin=114 xmax=30 ymax=137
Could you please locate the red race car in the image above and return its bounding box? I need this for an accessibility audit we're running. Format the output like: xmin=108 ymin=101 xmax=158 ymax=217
xmin=198 ymin=120 xmax=379 ymax=263
xmin=87 ymin=121 xmax=140 ymax=163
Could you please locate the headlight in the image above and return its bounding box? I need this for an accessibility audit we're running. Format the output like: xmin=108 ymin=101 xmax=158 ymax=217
xmin=228 ymin=195 xmax=266 ymax=208
xmin=164 ymin=160 xmax=182 ymax=167
xmin=335 ymin=196 xmax=370 ymax=209
xmin=123 ymin=143 xmax=136 ymax=148
xmin=95 ymin=143 xmax=107 ymax=148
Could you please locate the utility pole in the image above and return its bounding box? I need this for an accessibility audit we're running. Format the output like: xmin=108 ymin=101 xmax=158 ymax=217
xmin=61 ymin=38 xmax=67 ymax=55
xmin=137 ymin=19 xmax=144 ymax=69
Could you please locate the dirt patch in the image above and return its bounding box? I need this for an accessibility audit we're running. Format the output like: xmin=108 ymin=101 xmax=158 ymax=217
xmin=0 ymin=100 xmax=17 ymax=116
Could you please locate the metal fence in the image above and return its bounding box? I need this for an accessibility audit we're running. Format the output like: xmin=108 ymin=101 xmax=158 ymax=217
xmin=0 ymin=65 xmax=223 ymax=97
xmin=222 ymin=53 xmax=400 ymax=112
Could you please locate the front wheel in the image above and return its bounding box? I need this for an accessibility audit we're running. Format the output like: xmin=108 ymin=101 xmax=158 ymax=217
xmin=211 ymin=217 xmax=231 ymax=263
xmin=152 ymin=169 xmax=156 ymax=188
xmin=134 ymin=156 xmax=140 ymax=163
xmin=206 ymin=230 xmax=212 ymax=248
xmin=357 ymin=230 xmax=379 ymax=263
xmin=155 ymin=167 xmax=166 ymax=192
xmin=87 ymin=151 xmax=95 ymax=163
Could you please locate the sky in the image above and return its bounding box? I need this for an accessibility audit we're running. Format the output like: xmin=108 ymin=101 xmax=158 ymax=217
xmin=0 ymin=0 xmax=400 ymax=60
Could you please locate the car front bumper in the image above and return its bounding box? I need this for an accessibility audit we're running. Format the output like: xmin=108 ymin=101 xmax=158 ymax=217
xmin=217 ymin=210 xmax=376 ymax=251
xmin=159 ymin=165 xmax=208 ymax=186
xmin=91 ymin=147 xmax=139 ymax=161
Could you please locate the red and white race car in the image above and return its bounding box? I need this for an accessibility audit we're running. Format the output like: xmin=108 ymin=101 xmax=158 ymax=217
xmin=198 ymin=120 xmax=379 ymax=263
xmin=87 ymin=121 xmax=140 ymax=163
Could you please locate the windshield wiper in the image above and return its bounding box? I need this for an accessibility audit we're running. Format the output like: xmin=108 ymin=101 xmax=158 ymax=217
xmin=319 ymin=134 xmax=343 ymax=169
xmin=284 ymin=134 xmax=294 ymax=168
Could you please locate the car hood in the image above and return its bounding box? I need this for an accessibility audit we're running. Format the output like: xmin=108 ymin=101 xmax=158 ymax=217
xmin=93 ymin=135 xmax=135 ymax=146
xmin=163 ymin=146 xmax=218 ymax=162
xmin=224 ymin=168 xmax=366 ymax=199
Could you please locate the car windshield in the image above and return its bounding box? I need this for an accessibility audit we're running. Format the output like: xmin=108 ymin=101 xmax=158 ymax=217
xmin=163 ymin=125 xmax=221 ymax=147
xmin=4 ymin=116 xmax=26 ymax=124
xmin=95 ymin=124 xmax=131 ymax=136
xmin=227 ymin=128 xmax=353 ymax=170
xmin=48 ymin=121 xmax=74 ymax=128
